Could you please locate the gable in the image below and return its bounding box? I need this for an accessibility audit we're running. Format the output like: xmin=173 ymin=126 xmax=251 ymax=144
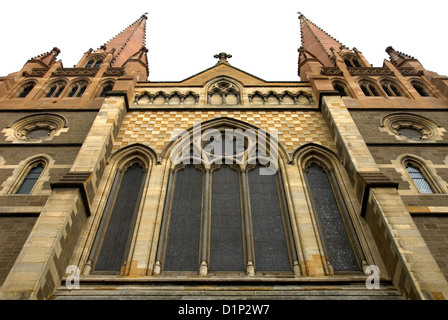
xmin=177 ymin=63 xmax=268 ymax=86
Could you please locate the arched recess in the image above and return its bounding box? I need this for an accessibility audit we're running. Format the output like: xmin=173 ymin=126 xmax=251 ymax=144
xmin=3 ymin=154 xmax=52 ymax=195
xmin=398 ymin=154 xmax=445 ymax=194
xmin=294 ymin=144 xmax=371 ymax=275
xmin=154 ymin=117 xmax=300 ymax=277
xmin=204 ymin=76 xmax=243 ymax=105
xmin=82 ymin=144 xmax=157 ymax=276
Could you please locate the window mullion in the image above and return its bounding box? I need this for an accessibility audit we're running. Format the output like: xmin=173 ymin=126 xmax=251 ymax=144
xmin=241 ymin=170 xmax=255 ymax=276
xmin=199 ymin=169 xmax=211 ymax=275
xmin=153 ymin=169 xmax=174 ymax=275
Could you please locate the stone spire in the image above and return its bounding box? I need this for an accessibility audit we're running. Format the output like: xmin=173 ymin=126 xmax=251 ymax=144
xmin=102 ymin=14 xmax=148 ymax=68
xmin=298 ymin=13 xmax=343 ymax=68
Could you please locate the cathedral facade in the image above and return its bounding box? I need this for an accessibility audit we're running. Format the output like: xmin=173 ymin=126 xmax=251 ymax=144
xmin=0 ymin=14 xmax=448 ymax=300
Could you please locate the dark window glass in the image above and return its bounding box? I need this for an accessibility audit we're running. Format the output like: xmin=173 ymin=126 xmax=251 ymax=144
xmin=249 ymin=166 xmax=290 ymax=272
xmin=164 ymin=166 xmax=203 ymax=271
xmin=406 ymin=164 xmax=434 ymax=194
xmin=68 ymin=86 xmax=77 ymax=97
xmin=398 ymin=128 xmax=423 ymax=140
xmin=334 ymin=84 xmax=347 ymax=97
xmin=17 ymin=164 xmax=44 ymax=194
xmin=382 ymin=85 xmax=393 ymax=96
xmin=353 ymin=59 xmax=361 ymax=67
xmin=306 ymin=163 xmax=359 ymax=272
xmin=361 ymin=85 xmax=370 ymax=96
xmin=391 ymin=85 xmax=402 ymax=96
xmin=94 ymin=60 xmax=102 ymax=68
xmin=86 ymin=60 xmax=94 ymax=68
xmin=369 ymin=85 xmax=380 ymax=96
xmin=18 ymin=84 xmax=34 ymax=98
xmin=100 ymin=84 xmax=113 ymax=97
xmin=94 ymin=163 xmax=145 ymax=273
xmin=26 ymin=128 xmax=52 ymax=140
xmin=413 ymin=83 xmax=429 ymax=97
xmin=210 ymin=165 xmax=244 ymax=272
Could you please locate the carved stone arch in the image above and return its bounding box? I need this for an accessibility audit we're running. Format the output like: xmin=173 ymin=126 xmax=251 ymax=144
xmin=357 ymin=77 xmax=382 ymax=97
xmin=266 ymin=91 xmax=280 ymax=104
xmin=67 ymin=78 xmax=91 ymax=98
xmin=42 ymin=78 xmax=68 ymax=98
xmin=11 ymin=79 xmax=38 ymax=98
xmin=398 ymin=154 xmax=445 ymax=194
xmin=248 ymin=90 xmax=266 ymax=104
xmin=168 ymin=91 xmax=183 ymax=105
xmin=88 ymin=78 xmax=115 ymax=98
xmin=183 ymin=91 xmax=199 ymax=105
xmin=152 ymin=91 xmax=168 ymax=104
xmin=378 ymin=76 xmax=407 ymax=97
xmin=4 ymin=113 xmax=69 ymax=142
xmin=409 ymin=78 xmax=437 ymax=97
xmin=205 ymin=76 xmax=243 ymax=105
xmin=341 ymin=52 xmax=363 ymax=67
xmin=331 ymin=78 xmax=352 ymax=97
xmin=295 ymin=143 xmax=370 ymax=274
xmin=161 ymin=117 xmax=289 ymax=169
xmin=294 ymin=143 xmax=342 ymax=172
xmin=85 ymin=53 xmax=106 ymax=68
xmin=109 ymin=143 xmax=158 ymax=171
xmin=3 ymin=153 xmax=53 ymax=195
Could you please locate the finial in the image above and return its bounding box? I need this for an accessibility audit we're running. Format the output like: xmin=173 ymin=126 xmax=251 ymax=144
xmin=214 ymin=52 xmax=232 ymax=64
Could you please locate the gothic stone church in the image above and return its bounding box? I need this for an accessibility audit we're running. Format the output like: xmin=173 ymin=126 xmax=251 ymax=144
xmin=0 ymin=14 xmax=448 ymax=300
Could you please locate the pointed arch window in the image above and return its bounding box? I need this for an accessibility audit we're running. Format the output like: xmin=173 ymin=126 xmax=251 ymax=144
xmin=68 ymin=81 xmax=88 ymax=97
xmin=405 ymin=163 xmax=435 ymax=194
xmin=156 ymin=137 xmax=295 ymax=276
xmin=90 ymin=161 xmax=146 ymax=274
xmin=359 ymin=80 xmax=381 ymax=97
xmin=18 ymin=83 xmax=35 ymax=98
xmin=16 ymin=162 xmax=44 ymax=194
xmin=333 ymin=82 xmax=349 ymax=97
xmin=381 ymin=80 xmax=404 ymax=97
xmin=45 ymin=81 xmax=66 ymax=98
xmin=85 ymin=57 xmax=103 ymax=69
xmin=99 ymin=83 xmax=114 ymax=97
xmin=411 ymin=81 xmax=432 ymax=97
xmin=305 ymin=162 xmax=363 ymax=273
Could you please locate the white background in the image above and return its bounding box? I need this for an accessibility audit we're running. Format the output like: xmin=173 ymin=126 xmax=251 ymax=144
xmin=0 ymin=0 xmax=446 ymax=81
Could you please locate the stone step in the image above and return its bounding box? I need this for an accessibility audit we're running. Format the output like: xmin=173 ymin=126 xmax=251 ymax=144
xmin=50 ymin=282 xmax=403 ymax=300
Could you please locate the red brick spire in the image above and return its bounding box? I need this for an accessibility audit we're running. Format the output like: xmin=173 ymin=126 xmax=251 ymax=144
xmin=102 ymin=14 xmax=148 ymax=68
xmin=299 ymin=14 xmax=343 ymax=67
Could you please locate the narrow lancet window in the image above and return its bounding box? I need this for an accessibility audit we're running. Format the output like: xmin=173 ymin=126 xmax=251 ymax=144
xmin=93 ymin=162 xmax=145 ymax=273
xmin=210 ymin=165 xmax=244 ymax=272
xmin=163 ymin=165 xmax=203 ymax=271
xmin=249 ymin=166 xmax=291 ymax=272
xmin=16 ymin=163 xmax=44 ymax=194
xmin=306 ymin=163 xmax=360 ymax=272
